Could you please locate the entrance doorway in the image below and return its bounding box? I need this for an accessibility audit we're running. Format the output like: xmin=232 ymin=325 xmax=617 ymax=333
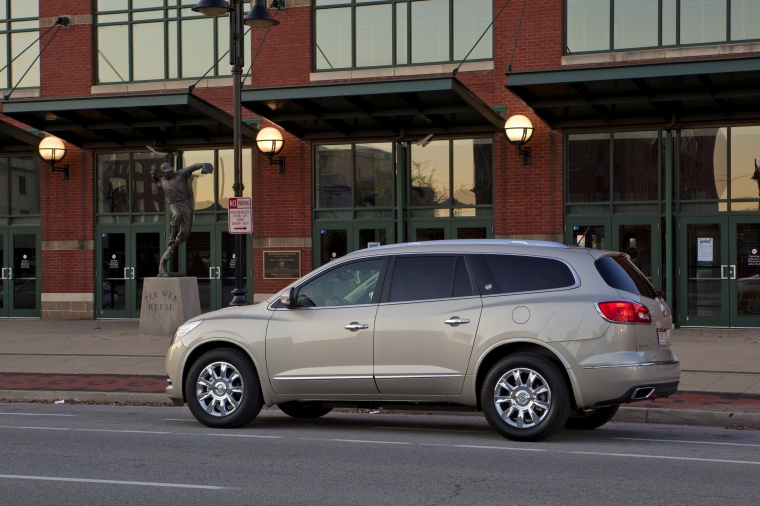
xmin=0 ymin=230 xmax=39 ymax=317
xmin=97 ymin=228 xmax=163 ymax=318
xmin=184 ymin=227 xmax=248 ymax=311
xmin=678 ymin=216 xmax=760 ymax=326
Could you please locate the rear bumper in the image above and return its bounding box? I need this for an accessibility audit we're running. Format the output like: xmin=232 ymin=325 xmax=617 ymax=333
xmin=569 ymin=359 xmax=681 ymax=408
xmin=593 ymin=380 xmax=679 ymax=407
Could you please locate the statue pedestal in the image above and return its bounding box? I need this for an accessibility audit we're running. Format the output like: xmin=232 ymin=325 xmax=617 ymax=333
xmin=139 ymin=277 xmax=201 ymax=337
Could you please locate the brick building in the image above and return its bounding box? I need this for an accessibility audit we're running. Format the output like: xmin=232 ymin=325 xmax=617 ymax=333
xmin=0 ymin=0 xmax=759 ymax=328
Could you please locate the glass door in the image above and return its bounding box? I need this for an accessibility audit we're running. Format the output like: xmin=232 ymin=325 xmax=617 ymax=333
xmin=98 ymin=227 xmax=163 ymax=318
xmin=565 ymin=219 xmax=610 ymax=249
xmin=679 ymin=217 xmax=729 ymax=326
xmin=613 ymin=217 xmax=662 ymax=290
xmin=0 ymin=231 xmax=40 ymax=317
xmin=183 ymin=226 xmax=249 ymax=311
xmin=730 ymin=217 xmax=760 ymax=326
xmin=409 ymin=220 xmax=491 ymax=242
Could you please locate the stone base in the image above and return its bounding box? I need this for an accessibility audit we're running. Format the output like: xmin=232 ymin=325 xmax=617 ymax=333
xmin=139 ymin=277 xmax=201 ymax=337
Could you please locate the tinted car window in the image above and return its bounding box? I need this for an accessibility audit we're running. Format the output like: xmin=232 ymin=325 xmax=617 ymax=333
xmin=595 ymin=254 xmax=658 ymax=298
xmin=296 ymin=258 xmax=384 ymax=308
xmin=389 ymin=255 xmax=471 ymax=302
xmin=471 ymin=254 xmax=576 ymax=295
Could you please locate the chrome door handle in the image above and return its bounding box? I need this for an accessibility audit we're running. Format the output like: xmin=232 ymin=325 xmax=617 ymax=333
xmin=130 ymin=267 xmax=135 ymax=280
xmin=209 ymin=267 xmax=215 ymax=279
xmin=345 ymin=322 xmax=369 ymax=330
xmin=217 ymin=267 xmax=222 ymax=279
xmin=730 ymin=265 xmax=736 ymax=280
xmin=720 ymin=265 xmax=728 ymax=279
xmin=445 ymin=317 xmax=470 ymax=325
xmin=1 ymin=267 xmax=7 ymax=279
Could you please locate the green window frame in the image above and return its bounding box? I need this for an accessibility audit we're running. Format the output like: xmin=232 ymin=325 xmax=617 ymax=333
xmin=565 ymin=0 xmax=760 ymax=54
xmin=313 ymin=0 xmax=493 ymax=71
xmin=0 ymin=0 xmax=39 ymax=89
xmin=95 ymin=0 xmax=251 ymax=84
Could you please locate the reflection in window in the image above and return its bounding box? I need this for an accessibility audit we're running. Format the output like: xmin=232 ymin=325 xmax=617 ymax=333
xmin=316 ymin=144 xmax=395 ymax=212
xmin=95 ymin=3 xmax=250 ymax=83
xmin=389 ymin=256 xmax=460 ymax=302
xmin=567 ymin=134 xmax=610 ymax=202
xmin=296 ymin=258 xmax=384 ymax=307
xmin=732 ymin=0 xmax=760 ymax=41
xmin=613 ymin=131 xmax=659 ymax=201
xmin=0 ymin=1 xmax=39 ymax=89
xmin=679 ymin=128 xmax=727 ymax=201
xmin=314 ymin=0 xmax=492 ymax=70
xmin=7 ymin=157 xmax=40 ymax=216
xmin=729 ymin=126 xmax=760 ymax=202
xmin=411 ymin=139 xmax=493 ymax=214
xmin=97 ymin=149 xmax=247 ymax=218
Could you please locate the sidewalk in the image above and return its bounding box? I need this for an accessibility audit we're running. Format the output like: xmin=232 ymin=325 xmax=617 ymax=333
xmin=0 ymin=320 xmax=759 ymax=429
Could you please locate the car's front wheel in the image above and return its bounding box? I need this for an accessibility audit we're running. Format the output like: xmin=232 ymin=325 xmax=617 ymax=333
xmin=481 ymin=353 xmax=570 ymax=442
xmin=564 ymin=405 xmax=620 ymax=430
xmin=185 ymin=348 xmax=263 ymax=428
xmin=277 ymin=402 xmax=333 ymax=419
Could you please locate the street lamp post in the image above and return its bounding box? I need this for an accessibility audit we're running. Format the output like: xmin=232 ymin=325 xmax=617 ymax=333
xmin=191 ymin=0 xmax=279 ymax=306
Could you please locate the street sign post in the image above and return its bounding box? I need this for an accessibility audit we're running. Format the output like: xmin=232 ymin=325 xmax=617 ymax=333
xmin=228 ymin=197 xmax=252 ymax=234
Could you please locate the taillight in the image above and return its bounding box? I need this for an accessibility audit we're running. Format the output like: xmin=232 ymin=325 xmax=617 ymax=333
xmin=596 ymin=301 xmax=652 ymax=324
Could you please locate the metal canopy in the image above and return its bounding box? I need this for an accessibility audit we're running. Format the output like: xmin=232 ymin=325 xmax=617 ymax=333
xmin=0 ymin=121 xmax=43 ymax=152
xmin=506 ymin=57 xmax=760 ymax=129
xmin=241 ymin=77 xmax=505 ymax=140
xmin=2 ymin=93 xmax=258 ymax=149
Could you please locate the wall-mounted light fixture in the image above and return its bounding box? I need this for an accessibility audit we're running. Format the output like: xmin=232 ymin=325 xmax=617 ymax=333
xmin=504 ymin=114 xmax=534 ymax=166
xmin=256 ymin=127 xmax=285 ymax=173
xmin=38 ymin=135 xmax=69 ymax=179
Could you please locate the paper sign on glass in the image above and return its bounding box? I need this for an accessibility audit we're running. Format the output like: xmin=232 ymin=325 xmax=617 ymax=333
xmin=697 ymin=237 xmax=713 ymax=262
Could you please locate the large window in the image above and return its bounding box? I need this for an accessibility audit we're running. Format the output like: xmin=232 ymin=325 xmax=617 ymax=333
xmin=566 ymin=0 xmax=760 ymax=54
xmin=314 ymin=0 xmax=492 ymax=70
xmin=315 ymin=143 xmax=395 ymax=219
xmin=679 ymin=126 xmax=760 ymax=211
xmin=0 ymin=156 xmax=40 ymax=217
xmin=96 ymin=148 xmax=251 ymax=223
xmin=410 ymin=139 xmax=493 ymax=217
xmin=566 ymin=131 xmax=660 ymax=208
xmin=0 ymin=1 xmax=39 ymax=89
xmin=95 ymin=0 xmax=251 ymax=83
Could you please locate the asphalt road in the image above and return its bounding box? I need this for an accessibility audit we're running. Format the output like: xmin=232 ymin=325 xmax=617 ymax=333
xmin=1 ymin=404 xmax=758 ymax=505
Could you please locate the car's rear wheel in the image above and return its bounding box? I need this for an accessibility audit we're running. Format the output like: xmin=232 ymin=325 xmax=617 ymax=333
xmin=564 ymin=405 xmax=620 ymax=430
xmin=185 ymin=348 xmax=262 ymax=428
xmin=277 ymin=402 xmax=333 ymax=419
xmin=481 ymin=353 xmax=570 ymax=442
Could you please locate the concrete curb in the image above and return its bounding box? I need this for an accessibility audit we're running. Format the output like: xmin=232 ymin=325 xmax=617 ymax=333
xmin=615 ymin=406 xmax=760 ymax=429
xmin=0 ymin=390 xmax=174 ymax=406
xmin=1 ymin=390 xmax=759 ymax=430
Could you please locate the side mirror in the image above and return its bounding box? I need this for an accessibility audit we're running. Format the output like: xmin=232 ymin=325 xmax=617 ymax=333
xmin=280 ymin=287 xmax=296 ymax=308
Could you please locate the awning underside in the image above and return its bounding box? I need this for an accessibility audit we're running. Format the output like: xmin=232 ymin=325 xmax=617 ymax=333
xmin=506 ymin=57 xmax=760 ymax=129
xmin=0 ymin=121 xmax=43 ymax=152
xmin=241 ymin=77 xmax=504 ymax=140
xmin=2 ymin=93 xmax=257 ymax=149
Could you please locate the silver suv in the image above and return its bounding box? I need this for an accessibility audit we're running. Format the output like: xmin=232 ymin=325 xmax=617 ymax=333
xmin=165 ymin=240 xmax=679 ymax=441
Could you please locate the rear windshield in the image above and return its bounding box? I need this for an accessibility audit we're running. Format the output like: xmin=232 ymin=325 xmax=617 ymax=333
xmin=595 ymin=255 xmax=658 ymax=298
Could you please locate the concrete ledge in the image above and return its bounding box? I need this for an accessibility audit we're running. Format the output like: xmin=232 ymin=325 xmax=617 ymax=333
xmin=615 ymin=406 xmax=760 ymax=429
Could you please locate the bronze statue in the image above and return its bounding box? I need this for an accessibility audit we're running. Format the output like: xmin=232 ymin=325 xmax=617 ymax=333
xmin=151 ymin=161 xmax=213 ymax=277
